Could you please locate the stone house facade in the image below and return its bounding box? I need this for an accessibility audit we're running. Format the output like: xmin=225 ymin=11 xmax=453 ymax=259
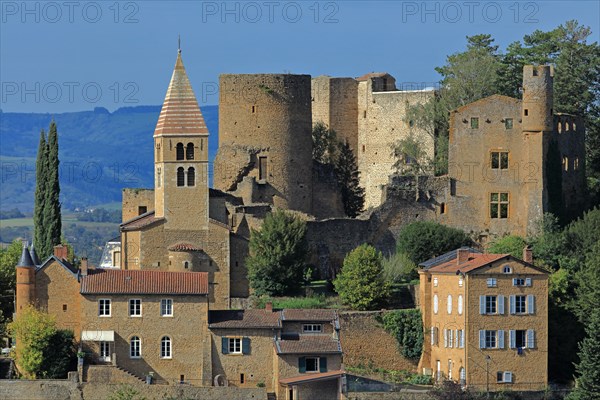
xmin=418 ymin=247 xmax=549 ymax=390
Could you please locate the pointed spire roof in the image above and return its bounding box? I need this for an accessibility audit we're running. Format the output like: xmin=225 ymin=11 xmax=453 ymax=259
xmin=154 ymin=50 xmax=208 ymax=137
xmin=18 ymin=245 xmax=35 ymax=267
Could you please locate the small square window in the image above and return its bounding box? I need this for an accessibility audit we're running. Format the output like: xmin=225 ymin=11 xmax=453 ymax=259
xmin=98 ymin=299 xmax=111 ymax=317
xmin=129 ymin=299 xmax=142 ymax=317
xmin=486 ymin=278 xmax=497 ymax=288
xmin=62 ymin=304 xmax=67 ymax=311
xmin=470 ymin=117 xmax=479 ymax=129
xmin=305 ymin=357 xmax=319 ymax=373
xmin=229 ymin=338 xmax=242 ymax=354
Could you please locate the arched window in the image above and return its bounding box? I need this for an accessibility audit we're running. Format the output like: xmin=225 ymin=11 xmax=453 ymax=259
xmin=176 ymin=143 xmax=184 ymax=160
xmin=503 ymin=265 xmax=512 ymax=274
xmin=184 ymin=261 xmax=189 ymax=269
xmin=130 ymin=336 xmax=141 ymax=358
xmin=177 ymin=167 xmax=185 ymax=187
xmin=161 ymin=336 xmax=172 ymax=358
xmin=187 ymin=167 xmax=195 ymax=187
xmin=458 ymin=295 xmax=463 ymax=315
xmin=186 ymin=143 xmax=194 ymax=160
xmin=433 ymin=294 xmax=439 ymax=314
xmin=447 ymin=295 xmax=452 ymax=314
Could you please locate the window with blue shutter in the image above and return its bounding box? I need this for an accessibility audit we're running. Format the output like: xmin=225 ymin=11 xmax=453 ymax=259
xmin=527 ymin=295 xmax=535 ymax=314
xmin=479 ymin=296 xmax=486 ymax=314
xmin=221 ymin=337 xmax=229 ymax=354
xmin=479 ymin=330 xmax=485 ymax=349
xmin=319 ymin=357 xmax=327 ymax=373
xmin=298 ymin=357 xmax=306 ymax=373
xmin=527 ymin=330 xmax=535 ymax=348
xmin=525 ymin=278 xmax=532 ymax=287
xmin=509 ymin=295 xmax=516 ymax=314
xmin=509 ymin=330 xmax=516 ymax=349
xmin=498 ymin=330 xmax=505 ymax=349
xmin=242 ymin=337 xmax=250 ymax=355
xmin=498 ymin=296 xmax=505 ymax=314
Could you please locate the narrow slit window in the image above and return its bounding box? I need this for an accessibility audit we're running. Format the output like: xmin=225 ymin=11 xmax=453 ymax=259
xmin=259 ymin=156 xmax=268 ymax=181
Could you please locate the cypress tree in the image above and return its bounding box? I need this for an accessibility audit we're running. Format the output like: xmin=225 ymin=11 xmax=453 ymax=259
xmin=335 ymin=141 xmax=365 ymax=218
xmin=569 ymin=306 xmax=600 ymax=399
xmin=33 ymin=130 xmax=48 ymax=258
xmin=43 ymin=121 xmax=61 ymax=258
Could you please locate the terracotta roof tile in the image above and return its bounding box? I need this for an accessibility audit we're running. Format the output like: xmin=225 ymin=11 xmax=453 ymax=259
xmin=276 ymin=335 xmax=342 ymax=354
xmin=209 ymin=309 xmax=282 ymax=329
xmin=80 ymin=269 xmax=208 ymax=295
xmin=168 ymin=243 xmax=203 ymax=252
xmin=427 ymin=253 xmax=509 ymax=274
xmin=154 ymin=52 xmax=208 ymax=137
xmin=279 ymin=370 xmax=345 ymax=385
xmin=282 ymin=309 xmax=337 ymax=322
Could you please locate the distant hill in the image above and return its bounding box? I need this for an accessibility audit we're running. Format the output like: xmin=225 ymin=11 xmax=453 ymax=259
xmin=0 ymin=105 xmax=218 ymax=211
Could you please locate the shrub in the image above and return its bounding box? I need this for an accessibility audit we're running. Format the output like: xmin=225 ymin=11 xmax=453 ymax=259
xmin=380 ymin=309 xmax=423 ymax=360
xmin=382 ymin=252 xmax=417 ymax=283
xmin=334 ymin=244 xmax=390 ymax=310
xmin=487 ymin=235 xmax=527 ymax=258
xmin=396 ymin=221 xmax=471 ymax=264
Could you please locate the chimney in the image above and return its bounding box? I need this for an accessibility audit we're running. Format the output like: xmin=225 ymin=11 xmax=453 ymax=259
xmin=523 ymin=246 xmax=533 ymax=264
xmin=80 ymin=257 xmax=90 ymax=276
xmin=53 ymin=244 xmax=68 ymax=261
xmin=265 ymin=302 xmax=273 ymax=312
xmin=457 ymin=248 xmax=469 ymax=265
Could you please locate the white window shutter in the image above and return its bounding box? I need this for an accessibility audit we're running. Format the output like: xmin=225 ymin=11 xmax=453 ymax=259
xmin=498 ymin=295 xmax=505 ymax=314
xmin=525 ymin=278 xmax=532 ymax=287
xmin=512 ymin=278 xmax=517 ymax=286
xmin=527 ymin=295 xmax=535 ymax=314
xmin=498 ymin=330 xmax=505 ymax=349
xmin=527 ymin=329 xmax=535 ymax=348
xmin=479 ymin=330 xmax=485 ymax=349
xmin=431 ymin=327 xmax=435 ymax=345
xmin=480 ymin=295 xmax=486 ymax=314
xmin=449 ymin=330 xmax=453 ymax=348
xmin=444 ymin=329 xmax=448 ymax=348
xmin=455 ymin=330 xmax=460 ymax=348
xmin=504 ymin=371 xmax=513 ymax=383
xmin=509 ymin=295 xmax=516 ymax=314
xmin=460 ymin=330 xmax=465 ymax=348
xmin=509 ymin=330 xmax=516 ymax=349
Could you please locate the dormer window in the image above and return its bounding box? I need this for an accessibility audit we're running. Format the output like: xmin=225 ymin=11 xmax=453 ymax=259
xmin=503 ymin=265 xmax=512 ymax=274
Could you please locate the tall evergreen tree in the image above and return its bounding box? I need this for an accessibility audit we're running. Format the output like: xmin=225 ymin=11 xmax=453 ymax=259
xmin=335 ymin=141 xmax=365 ymax=217
xmin=33 ymin=130 xmax=48 ymax=258
xmin=43 ymin=121 xmax=62 ymax=258
xmin=569 ymin=306 xmax=600 ymax=400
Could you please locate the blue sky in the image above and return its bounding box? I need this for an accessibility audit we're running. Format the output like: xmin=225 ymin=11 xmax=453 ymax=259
xmin=1 ymin=0 xmax=599 ymax=113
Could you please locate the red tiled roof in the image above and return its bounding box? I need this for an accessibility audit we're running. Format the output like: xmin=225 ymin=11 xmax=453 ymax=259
xmin=120 ymin=211 xmax=163 ymax=231
xmin=209 ymin=309 xmax=282 ymax=329
xmin=168 ymin=243 xmax=203 ymax=252
xmin=80 ymin=269 xmax=208 ymax=295
xmin=279 ymin=370 xmax=345 ymax=385
xmin=427 ymin=253 xmax=509 ymax=274
xmin=282 ymin=309 xmax=337 ymax=322
xmin=276 ymin=335 xmax=342 ymax=354
xmin=356 ymin=72 xmax=391 ymax=81
xmin=154 ymin=52 xmax=208 ymax=137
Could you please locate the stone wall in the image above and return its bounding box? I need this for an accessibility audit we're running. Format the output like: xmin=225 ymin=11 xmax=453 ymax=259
xmin=339 ymin=311 xmax=418 ymax=373
xmin=0 ymin=380 xmax=268 ymax=400
xmin=122 ymin=188 xmax=154 ymax=222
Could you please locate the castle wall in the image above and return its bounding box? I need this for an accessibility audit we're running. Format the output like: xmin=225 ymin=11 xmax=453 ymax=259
xmin=357 ymin=81 xmax=435 ymax=209
xmin=215 ymin=74 xmax=313 ymax=214
xmin=311 ymin=76 xmax=359 ymax=153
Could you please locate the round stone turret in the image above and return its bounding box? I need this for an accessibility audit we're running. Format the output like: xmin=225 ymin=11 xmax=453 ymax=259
xmin=522 ymin=65 xmax=554 ymax=133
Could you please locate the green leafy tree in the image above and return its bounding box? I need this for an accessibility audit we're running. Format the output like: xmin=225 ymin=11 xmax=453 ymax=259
xmin=568 ymin=306 xmax=600 ymax=400
xmin=573 ymin=243 xmax=600 ymax=327
xmin=335 ymin=141 xmax=365 ymax=217
xmin=380 ymin=309 xmax=423 ymax=359
xmin=43 ymin=121 xmax=62 ymax=258
xmin=0 ymin=239 xmax=22 ymax=329
xmin=33 ymin=129 xmax=48 ymax=258
xmin=382 ymin=252 xmax=417 ymax=283
xmin=487 ymin=235 xmax=528 ymax=258
xmin=246 ymin=210 xmax=308 ymax=296
xmin=396 ymin=221 xmax=471 ymax=265
xmin=7 ymin=305 xmax=75 ymax=378
xmin=312 ymin=121 xmax=338 ymax=165
xmin=334 ymin=244 xmax=390 ymax=310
